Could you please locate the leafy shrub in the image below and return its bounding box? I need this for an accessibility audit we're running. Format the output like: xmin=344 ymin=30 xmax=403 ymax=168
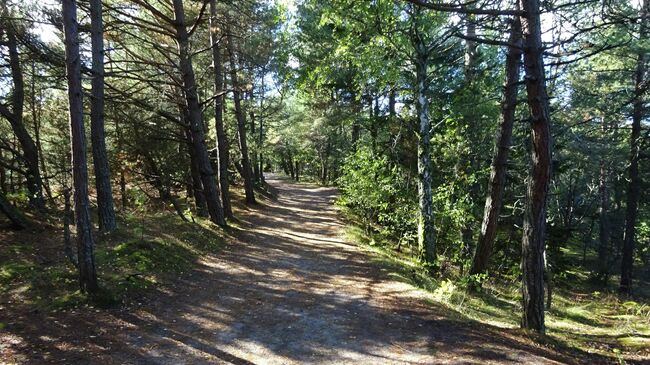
xmin=337 ymin=147 xmax=417 ymax=248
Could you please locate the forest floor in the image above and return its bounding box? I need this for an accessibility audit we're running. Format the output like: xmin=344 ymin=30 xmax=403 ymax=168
xmin=0 ymin=175 xmax=644 ymax=364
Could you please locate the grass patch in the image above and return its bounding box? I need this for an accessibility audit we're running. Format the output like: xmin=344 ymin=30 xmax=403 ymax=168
xmin=0 ymin=211 xmax=225 ymax=310
xmin=343 ymin=223 xmax=650 ymax=362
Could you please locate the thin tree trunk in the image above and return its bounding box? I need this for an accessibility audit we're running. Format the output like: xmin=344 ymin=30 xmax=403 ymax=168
xmin=90 ymin=0 xmax=116 ymax=232
xmin=281 ymin=158 xmax=290 ymax=176
xmin=226 ymin=30 xmax=255 ymax=204
xmin=619 ymin=0 xmax=648 ymax=294
xmin=289 ymin=154 xmax=295 ymax=179
xmin=30 ymin=62 xmax=52 ymax=200
xmin=0 ymin=17 xmax=45 ymax=211
xmin=597 ymin=158 xmax=611 ymax=281
xmin=464 ymin=12 xmax=478 ymax=82
xmin=249 ymin=98 xmax=260 ymax=182
xmin=63 ymin=0 xmax=98 ymax=293
xmin=0 ymin=150 xmax=6 ymax=194
xmin=351 ymin=122 xmax=361 ymax=150
xmin=470 ymin=17 xmax=522 ymax=276
xmin=259 ymin=154 xmax=265 ymax=183
xmin=115 ymin=117 xmax=127 ymax=210
xmin=257 ymin=79 xmax=265 ymax=183
xmin=63 ymin=188 xmax=77 ymax=266
xmin=519 ymin=0 xmax=552 ymax=334
xmin=141 ymin=151 xmax=189 ymax=223
xmin=414 ymin=45 xmax=436 ymax=265
xmin=172 ymin=0 xmax=225 ymax=226
xmin=184 ymin=124 xmax=208 ymax=217
xmin=351 ymin=90 xmax=361 ymax=150
xmin=321 ymin=140 xmax=331 ymax=185
xmin=209 ymin=0 xmax=233 ymax=218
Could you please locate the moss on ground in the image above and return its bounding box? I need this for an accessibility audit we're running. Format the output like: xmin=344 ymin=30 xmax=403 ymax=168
xmin=0 ymin=212 xmax=225 ymax=310
xmin=344 ymin=224 xmax=650 ymax=363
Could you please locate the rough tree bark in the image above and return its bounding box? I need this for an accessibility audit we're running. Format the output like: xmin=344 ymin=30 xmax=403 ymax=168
xmin=172 ymin=0 xmax=225 ymax=226
xmin=0 ymin=16 xmax=45 ymax=211
xmin=63 ymin=0 xmax=98 ymax=293
xmin=209 ymin=0 xmax=233 ymax=218
xmin=620 ymin=0 xmax=649 ymax=294
xmin=184 ymin=121 xmax=208 ymax=217
xmin=469 ymin=16 xmax=522 ymax=276
xmin=519 ymin=0 xmax=552 ymax=334
xmin=90 ymin=0 xmax=117 ymax=232
xmin=226 ymin=30 xmax=255 ymax=204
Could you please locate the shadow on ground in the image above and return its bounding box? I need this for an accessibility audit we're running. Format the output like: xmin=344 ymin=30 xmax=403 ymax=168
xmin=1 ymin=175 xmax=620 ymax=364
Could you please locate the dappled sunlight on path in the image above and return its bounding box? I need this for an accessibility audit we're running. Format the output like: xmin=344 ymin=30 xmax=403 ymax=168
xmin=2 ymin=175 xmax=593 ymax=364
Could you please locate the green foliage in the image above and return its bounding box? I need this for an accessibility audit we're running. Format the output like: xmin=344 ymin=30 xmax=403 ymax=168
xmin=338 ymin=148 xmax=417 ymax=248
xmin=6 ymin=191 xmax=30 ymax=207
xmin=347 ymin=223 xmax=650 ymax=361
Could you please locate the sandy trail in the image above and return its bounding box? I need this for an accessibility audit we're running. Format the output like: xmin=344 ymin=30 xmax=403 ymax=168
xmin=2 ymin=176 xmax=589 ymax=364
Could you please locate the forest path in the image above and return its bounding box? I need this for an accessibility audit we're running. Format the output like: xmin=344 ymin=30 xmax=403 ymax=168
xmin=4 ymin=176 xmax=586 ymax=364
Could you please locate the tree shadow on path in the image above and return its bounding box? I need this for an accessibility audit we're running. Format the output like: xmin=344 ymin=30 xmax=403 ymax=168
xmin=2 ymin=175 xmax=621 ymax=364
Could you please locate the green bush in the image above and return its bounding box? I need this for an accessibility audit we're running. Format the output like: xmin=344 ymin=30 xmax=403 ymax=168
xmin=337 ymin=148 xmax=417 ymax=248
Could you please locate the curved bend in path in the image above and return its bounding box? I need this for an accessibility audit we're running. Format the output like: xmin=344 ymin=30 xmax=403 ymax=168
xmin=6 ymin=176 xmax=587 ymax=364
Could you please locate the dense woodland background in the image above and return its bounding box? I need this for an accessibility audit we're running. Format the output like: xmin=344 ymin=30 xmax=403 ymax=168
xmin=1 ymin=0 xmax=649 ymax=361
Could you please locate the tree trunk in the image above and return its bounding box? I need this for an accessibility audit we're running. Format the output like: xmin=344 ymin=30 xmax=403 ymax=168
xmin=172 ymin=0 xmax=225 ymax=226
xmin=257 ymin=79 xmax=265 ymax=184
xmin=519 ymin=0 xmax=552 ymax=334
xmin=351 ymin=91 xmax=361 ymax=151
xmin=280 ymin=158 xmax=289 ymax=176
xmin=90 ymin=0 xmax=117 ymax=232
xmin=464 ymin=14 xmax=478 ymax=82
xmin=289 ymin=153 xmax=295 ymax=179
xmin=141 ymin=151 xmax=189 ymax=223
xmin=259 ymin=154 xmax=265 ymax=183
xmin=249 ymin=99 xmax=261 ymax=182
xmin=351 ymin=122 xmax=361 ymax=150
xmin=321 ymin=140 xmax=331 ymax=185
xmin=0 ymin=17 xmax=45 ymax=211
xmin=63 ymin=0 xmax=98 ymax=293
xmin=597 ymin=158 xmax=611 ymax=281
xmin=115 ymin=117 xmax=127 ymax=210
xmin=0 ymin=150 xmax=6 ymax=194
xmin=30 ymin=61 xmax=52 ymax=200
xmin=0 ymin=190 xmax=28 ymax=229
xmin=470 ymin=17 xmax=522 ymax=276
xmin=209 ymin=0 xmax=233 ymax=218
xmin=184 ymin=124 xmax=208 ymax=217
xmin=414 ymin=46 xmax=436 ymax=265
xmin=226 ymin=31 xmax=255 ymax=204
xmin=63 ymin=188 xmax=78 ymax=266
xmin=619 ymin=0 xmax=648 ymax=295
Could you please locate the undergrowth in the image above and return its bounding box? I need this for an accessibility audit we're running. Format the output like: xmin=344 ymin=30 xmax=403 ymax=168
xmin=344 ymin=224 xmax=650 ymax=363
xmin=0 ymin=212 xmax=225 ymax=310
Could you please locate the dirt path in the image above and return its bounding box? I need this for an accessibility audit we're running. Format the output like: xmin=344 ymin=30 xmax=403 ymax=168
xmin=2 ymin=176 xmax=597 ymax=364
